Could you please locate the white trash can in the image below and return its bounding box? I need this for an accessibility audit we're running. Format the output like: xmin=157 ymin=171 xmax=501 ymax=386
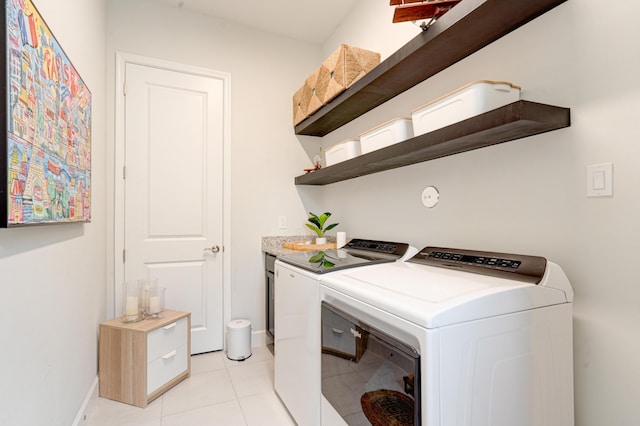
xmin=227 ymin=319 xmax=252 ymax=361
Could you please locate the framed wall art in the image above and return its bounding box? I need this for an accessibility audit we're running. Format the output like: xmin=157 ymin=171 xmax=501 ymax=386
xmin=1 ymin=0 xmax=91 ymax=227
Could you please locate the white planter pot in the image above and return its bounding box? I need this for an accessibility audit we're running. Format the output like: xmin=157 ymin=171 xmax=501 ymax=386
xmin=315 ymin=237 xmax=327 ymax=245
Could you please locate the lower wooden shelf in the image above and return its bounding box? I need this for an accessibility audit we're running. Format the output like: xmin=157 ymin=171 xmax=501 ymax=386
xmin=295 ymin=101 xmax=570 ymax=186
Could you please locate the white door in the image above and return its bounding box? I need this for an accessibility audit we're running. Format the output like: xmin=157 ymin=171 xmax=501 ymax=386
xmin=122 ymin=62 xmax=225 ymax=354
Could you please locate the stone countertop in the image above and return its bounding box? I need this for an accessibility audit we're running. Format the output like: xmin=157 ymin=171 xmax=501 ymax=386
xmin=262 ymin=235 xmax=336 ymax=257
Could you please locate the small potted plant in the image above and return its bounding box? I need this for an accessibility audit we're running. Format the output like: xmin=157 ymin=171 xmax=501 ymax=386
xmin=306 ymin=212 xmax=339 ymax=244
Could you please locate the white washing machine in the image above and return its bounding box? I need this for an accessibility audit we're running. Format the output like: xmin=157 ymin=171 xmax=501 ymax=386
xmin=274 ymin=239 xmax=417 ymax=426
xmin=319 ymin=246 xmax=574 ymax=426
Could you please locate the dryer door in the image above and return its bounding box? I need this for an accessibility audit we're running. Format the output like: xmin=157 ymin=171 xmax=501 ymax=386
xmin=321 ymin=302 xmax=421 ymax=426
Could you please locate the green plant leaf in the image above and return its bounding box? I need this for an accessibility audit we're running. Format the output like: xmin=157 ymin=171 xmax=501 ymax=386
xmin=318 ymin=212 xmax=332 ymax=227
xmin=324 ymin=223 xmax=339 ymax=232
xmin=305 ymin=223 xmax=323 ymax=236
xmin=307 ymin=212 xmax=322 ymax=228
xmin=323 ymin=258 xmax=335 ymax=268
xmin=308 ymin=217 xmax=322 ymax=228
xmin=309 ymin=252 xmax=324 ymax=263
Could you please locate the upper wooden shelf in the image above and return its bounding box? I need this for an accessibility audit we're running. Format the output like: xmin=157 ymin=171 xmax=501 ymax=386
xmin=294 ymin=0 xmax=568 ymax=136
xmin=294 ymin=101 xmax=570 ymax=185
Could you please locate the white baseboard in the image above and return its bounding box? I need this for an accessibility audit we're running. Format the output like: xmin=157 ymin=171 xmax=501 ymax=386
xmin=72 ymin=376 xmax=99 ymax=426
xmin=251 ymin=329 xmax=269 ymax=347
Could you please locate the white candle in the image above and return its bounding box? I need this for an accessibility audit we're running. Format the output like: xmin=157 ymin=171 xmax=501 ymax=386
xmin=125 ymin=296 xmax=139 ymax=316
xmin=149 ymin=296 xmax=162 ymax=314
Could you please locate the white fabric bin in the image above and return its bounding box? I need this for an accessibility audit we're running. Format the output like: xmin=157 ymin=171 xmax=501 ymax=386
xmin=227 ymin=319 xmax=252 ymax=361
xmin=359 ymin=117 xmax=413 ymax=154
xmin=411 ymin=80 xmax=521 ymax=136
xmin=325 ymin=138 xmax=361 ymax=166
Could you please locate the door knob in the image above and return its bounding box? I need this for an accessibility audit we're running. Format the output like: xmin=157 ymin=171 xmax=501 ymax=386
xmin=204 ymin=245 xmax=220 ymax=253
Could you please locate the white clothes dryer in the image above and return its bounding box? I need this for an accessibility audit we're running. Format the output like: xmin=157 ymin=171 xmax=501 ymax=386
xmin=319 ymin=246 xmax=574 ymax=426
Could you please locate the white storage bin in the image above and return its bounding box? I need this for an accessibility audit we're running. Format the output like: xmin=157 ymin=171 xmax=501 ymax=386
xmin=359 ymin=117 xmax=413 ymax=154
xmin=411 ymin=80 xmax=521 ymax=136
xmin=324 ymin=138 xmax=361 ymax=167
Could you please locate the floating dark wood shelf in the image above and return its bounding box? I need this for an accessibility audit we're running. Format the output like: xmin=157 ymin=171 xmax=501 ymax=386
xmin=295 ymin=101 xmax=570 ymax=185
xmin=294 ymin=0 xmax=568 ymax=137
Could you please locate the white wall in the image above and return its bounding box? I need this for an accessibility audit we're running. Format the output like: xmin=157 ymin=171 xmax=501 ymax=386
xmin=315 ymin=1 xmax=640 ymax=425
xmin=322 ymin=0 xmax=419 ymax=59
xmin=106 ymin=0 xmax=324 ymax=332
xmin=103 ymin=0 xmax=640 ymax=424
xmin=0 ymin=0 xmax=107 ymax=425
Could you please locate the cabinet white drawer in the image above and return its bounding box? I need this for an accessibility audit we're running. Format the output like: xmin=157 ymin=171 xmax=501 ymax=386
xmin=147 ymin=344 xmax=188 ymax=395
xmin=147 ymin=317 xmax=188 ymax=363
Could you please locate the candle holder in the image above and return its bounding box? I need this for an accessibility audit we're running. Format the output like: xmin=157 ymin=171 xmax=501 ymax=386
xmin=142 ymin=278 xmax=158 ymax=317
xmin=146 ymin=286 xmax=166 ymax=319
xmin=122 ymin=280 xmax=144 ymax=323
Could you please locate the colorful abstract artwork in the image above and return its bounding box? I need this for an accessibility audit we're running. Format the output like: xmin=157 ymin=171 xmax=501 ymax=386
xmin=1 ymin=0 xmax=91 ymax=227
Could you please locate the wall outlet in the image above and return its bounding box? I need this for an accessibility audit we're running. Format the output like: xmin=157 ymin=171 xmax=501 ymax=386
xmin=278 ymin=216 xmax=287 ymax=229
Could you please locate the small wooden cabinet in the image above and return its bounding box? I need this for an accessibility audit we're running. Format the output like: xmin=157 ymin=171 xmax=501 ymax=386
xmin=99 ymin=310 xmax=191 ymax=407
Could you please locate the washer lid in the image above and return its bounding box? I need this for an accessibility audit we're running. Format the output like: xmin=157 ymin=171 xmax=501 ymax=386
xmin=277 ymin=238 xmax=411 ymax=274
xmin=320 ymin=260 xmax=572 ymax=328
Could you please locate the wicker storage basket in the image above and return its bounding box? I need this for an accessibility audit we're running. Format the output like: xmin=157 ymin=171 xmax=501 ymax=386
xmin=306 ymin=67 xmax=330 ymax=117
xmin=322 ymin=44 xmax=380 ymax=104
xmin=293 ymin=67 xmax=331 ymax=125
xmin=293 ymin=44 xmax=380 ymax=125
xmin=292 ymin=85 xmax=309 ymax=126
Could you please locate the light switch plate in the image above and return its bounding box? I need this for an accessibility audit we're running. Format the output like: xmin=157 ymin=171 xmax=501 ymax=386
xmin=586 ymin=163 xmax=613 ymax=197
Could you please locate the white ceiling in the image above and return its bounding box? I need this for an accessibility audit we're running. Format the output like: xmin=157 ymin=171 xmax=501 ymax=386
xmin=150 ymin=0 xmax=360 ymax=44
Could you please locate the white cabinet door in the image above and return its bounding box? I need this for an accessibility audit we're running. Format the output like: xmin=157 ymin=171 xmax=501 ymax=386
xmin=274 ymin=262 xmax=321 ymax=426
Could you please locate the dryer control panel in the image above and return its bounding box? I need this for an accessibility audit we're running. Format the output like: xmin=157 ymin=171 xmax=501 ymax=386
xmin=409 ymin=247 xmax=547 ymax=284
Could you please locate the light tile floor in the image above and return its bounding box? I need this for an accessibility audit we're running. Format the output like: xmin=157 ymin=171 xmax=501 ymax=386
xmin=87 ymin=345 xmax=296 ymax=426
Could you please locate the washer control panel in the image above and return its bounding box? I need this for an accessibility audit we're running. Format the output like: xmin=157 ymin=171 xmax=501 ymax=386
xmin=345 ymin=239 xmax=410 ymax=257
xmin=409 ymin=247 xmax=547 ymax=284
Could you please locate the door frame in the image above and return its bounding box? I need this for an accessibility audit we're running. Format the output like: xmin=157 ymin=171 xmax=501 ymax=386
xmin=112 ymin=52 xmax=232 ymax=345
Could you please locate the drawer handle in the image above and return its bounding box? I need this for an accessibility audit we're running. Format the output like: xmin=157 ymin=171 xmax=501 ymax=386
xmin=331 ymin=328 xmax=344 ymax=335
xmin=162 ymin=350 xmax=177 ymax=360
xmin=163 ymin=322 xmax=177 ymax=331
